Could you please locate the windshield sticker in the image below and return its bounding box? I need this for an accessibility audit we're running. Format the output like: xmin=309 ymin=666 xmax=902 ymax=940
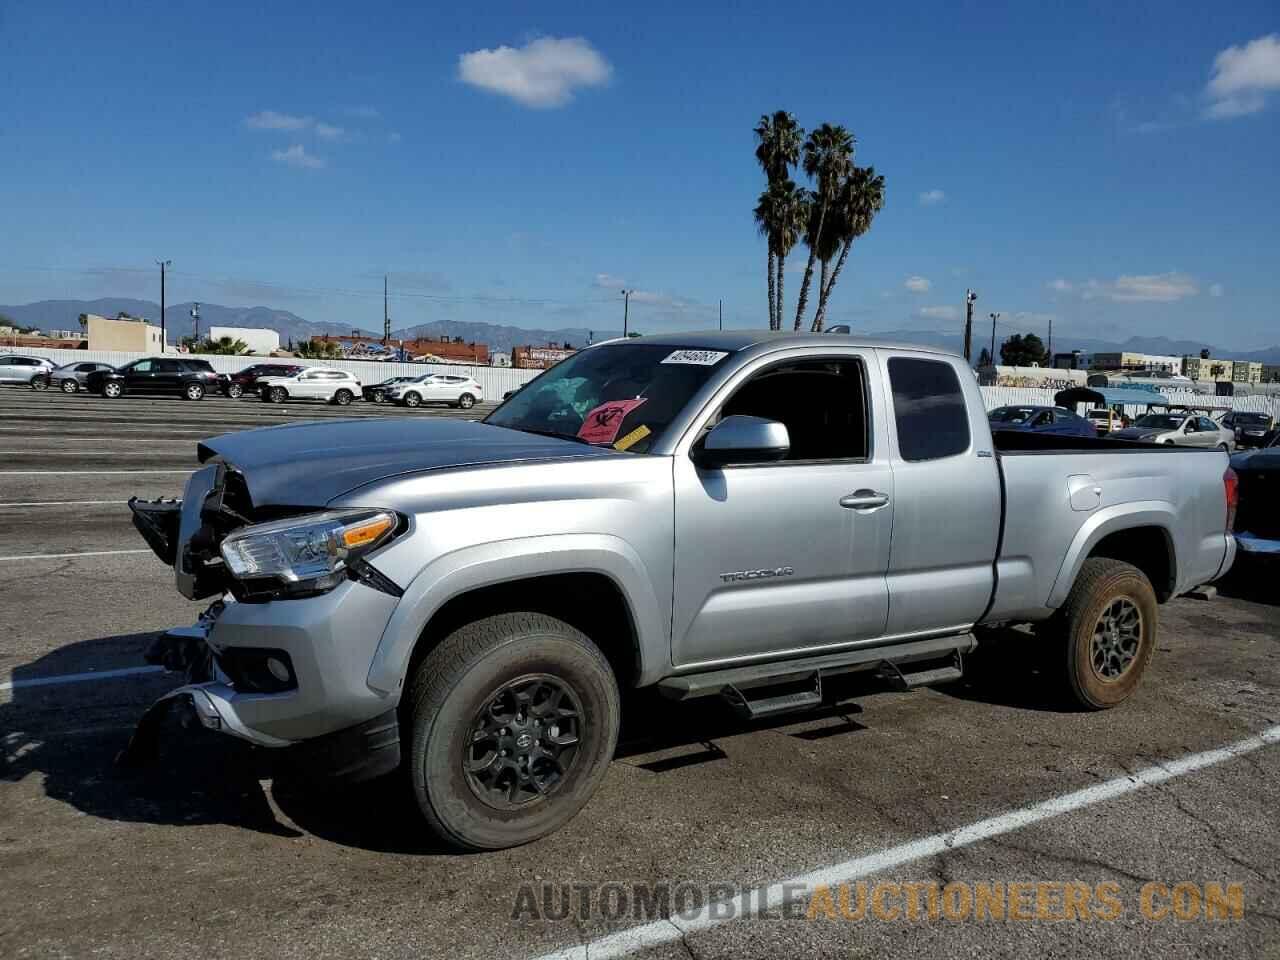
xmin=613 ymin=424 xmax=652 ymax=451
xmin=578 ymin=398 xmax=648 ymax=444
xmin=661 ymin=349 xmax=729 ymax=366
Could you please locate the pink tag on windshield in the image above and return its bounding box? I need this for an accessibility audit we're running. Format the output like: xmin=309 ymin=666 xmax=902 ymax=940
xmin=577 ymin=398 xmax=648 ymax=444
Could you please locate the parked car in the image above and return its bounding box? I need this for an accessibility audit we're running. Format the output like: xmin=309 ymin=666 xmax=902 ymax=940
xmin=32 ymin=361 xmax=116 ymax=393
xmin=256 ymin=366 xmax=361 ymax=405
xmin=1112 ymin=412 xmax=1235 ymax=450
xmin=86 ymin=357 xmax=221 ymax=400
xmin=1229 ymin=431 xmax=1280 ymax=560
xmin=1085 ymin=408 xmax=1128 ymax=434
xmin=988 ymin=405 xmax=1097 ymax=438
xmin=126 ymin=331 xmax=1236 ymax=851
xmin=1221 ymin=411 xmax=1274 ymax=449
xmin=363 ymin=376 xmax=417 ymax=404
xmin=0 ymin=354 xmax=56 ymax=386
xmin=386 ymin=373 xmax=483 ymax=409
xmin=219 ymin=363 xmax=305 ymax=399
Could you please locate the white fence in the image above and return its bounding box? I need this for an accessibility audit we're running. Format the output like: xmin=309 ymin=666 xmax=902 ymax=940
xmin=979 ymin=385 xmax=1280 ymax=420
xmin=15 ymin=346 xmax=544 ymax=398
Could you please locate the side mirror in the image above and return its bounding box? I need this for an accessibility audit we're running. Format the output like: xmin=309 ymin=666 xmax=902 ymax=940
xmin=694 ymin=415 xmax=790 ymax=467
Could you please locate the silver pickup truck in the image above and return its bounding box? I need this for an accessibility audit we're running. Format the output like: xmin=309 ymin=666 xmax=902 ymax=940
xmin=125 ymin=332 xmax=1237 ymax=850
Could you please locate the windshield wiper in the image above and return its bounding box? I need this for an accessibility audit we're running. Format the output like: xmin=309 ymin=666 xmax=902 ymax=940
xmin=513 ymin=427 xmax=594 ymax=445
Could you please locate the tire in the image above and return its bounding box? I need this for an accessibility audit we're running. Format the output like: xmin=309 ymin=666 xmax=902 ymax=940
xmin=332 ymin=388 xmax=353 ymax=406
xmin=226 ymin=383 xmax=244 ymax=399
xmin=404 ymin=612 xmax=620 ymax=851
xmin=1043 ymin=558 xmax=1158 ymax=710
xmin=103 ymin=381 xmax=123 ymax=399
xmin=269 ymin=386 xmax=288 ymax=404
xmin=184 ymin=382 xmax=205 ymax=401
xmin=370 ymin=391 xmax=385 ymax=404
xmin=1218 ymin=442 xmax=1230 ymax=452
xmin=457 ymin=392 xmax=476 ymax=410
xmin=61 ymin=379 xmax=78 ymax=394
xmin=30 ymin=376 xmax=49 ymax=391
xmin=402 ymin=391 xmax=422 ymax=408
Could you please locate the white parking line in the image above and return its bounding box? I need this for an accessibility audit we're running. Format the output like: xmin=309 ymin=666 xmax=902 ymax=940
xmin=529 ymin=723 xmax=1280 ymax=960
xmin=0 ymin=470 xmax=191 ymax=476
xmin=0 ymin=664 xmax=165 ymax=691
xmin=0 ymin=500 xmax=127 ymax=507
xmin=9 ymin=438 xmax=199 ymax=443
xmin=0 ymin=549 xmax=152 ymax=562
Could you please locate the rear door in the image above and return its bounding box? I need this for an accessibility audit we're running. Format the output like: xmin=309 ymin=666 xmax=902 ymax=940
xmin=671 ymin=348 xmax=892 ymax=667
xmin=879 ymin=353 xmax=1001 ymax=636
xmin=153 ymin=359 xmax=185 ymax=393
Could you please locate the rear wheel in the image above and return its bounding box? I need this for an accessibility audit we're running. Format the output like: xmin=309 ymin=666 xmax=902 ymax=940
xmin=1042 ymin=558 xmax=1157 ymax=710
xmin=402 ymin=391 xmax=422 ymax=408
xmin=30 ymin=376 xmax=49 ymax=391
xmin=226 ymin=383 xmax=244 ymax=399
xmin=103 ymin=381 xmax=123 ymax=399
xmin=184 ymin=382 xmax=205 ymax=401
xmin=457 ymin=392 xmax=476 ymax=410
xmin=332 ymin=388 xmax=354 ymax=406
xmin=61 ymin=379 xmax=78 ymax=394
xmin=269 ymin=386 xmax=288 ymax=404
xmin=404 ymin=613 xmax=620 ymax=850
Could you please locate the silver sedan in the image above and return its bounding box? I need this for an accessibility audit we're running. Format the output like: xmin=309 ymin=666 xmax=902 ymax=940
xmin=1112 ymin=412 xmax=1235 ymax=450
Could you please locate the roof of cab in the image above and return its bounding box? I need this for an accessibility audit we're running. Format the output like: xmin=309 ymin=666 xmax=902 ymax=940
xmin=612 ymin=329 xmax=959 ymax=357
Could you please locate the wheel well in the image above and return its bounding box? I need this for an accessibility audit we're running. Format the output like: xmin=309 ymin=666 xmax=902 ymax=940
xmin=1086 ymin=526 xmax=1174 ymax=601
xmin=404 ymin=573 xmax=641 ymax=691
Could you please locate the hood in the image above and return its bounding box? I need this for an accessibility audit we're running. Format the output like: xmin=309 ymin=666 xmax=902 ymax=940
xmin=1111 ymin=428 xmax=1162 ymax=441
xmin=197 ymin=417 xmax=619 ymax=507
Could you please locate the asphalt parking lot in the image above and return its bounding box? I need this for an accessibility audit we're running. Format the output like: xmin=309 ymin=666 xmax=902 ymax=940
xmin=1 ymin=385 xmax=1278 ymax=959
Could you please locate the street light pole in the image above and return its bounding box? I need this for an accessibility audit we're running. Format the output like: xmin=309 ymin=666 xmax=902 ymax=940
xmin=157 ymin=259 xmax=172 ymax=352
xmin=621 ymin=289 xmax=631 ymax=338
xmin=989 ymin=312 xmax=1000 ymax=365
xmin=963 ymin=289 xmax=977 ymax=362
xmin=191 ymin=302 xmax=200 ymax=346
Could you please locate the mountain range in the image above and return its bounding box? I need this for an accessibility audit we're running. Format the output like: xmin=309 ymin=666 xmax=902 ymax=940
xmin=3 ymin=297 xmax=1278 ymax=363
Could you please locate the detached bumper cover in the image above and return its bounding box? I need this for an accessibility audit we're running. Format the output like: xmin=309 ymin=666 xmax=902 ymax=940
xmin=1236 ymin=532 xmax=1280 ymax=555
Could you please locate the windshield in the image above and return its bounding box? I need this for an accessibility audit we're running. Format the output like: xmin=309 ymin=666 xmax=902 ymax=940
xmin=1135 ymin=415 xmax=1184 ymax=430
xmin=989 ymin=407 xmax=1036 ymax=423
xmin=485 ymin=343 xmax=730 ymax=452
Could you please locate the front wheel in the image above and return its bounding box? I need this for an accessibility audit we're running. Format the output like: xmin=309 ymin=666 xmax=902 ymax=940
xmin=402 ymin=391 xmax=422 ymax=408
xmin=183 ymin=382 xmax=205 ymax=401
xmin=457 ymin=392 xmax=476 ymax=410
xmin=1042 ymin=558 xmax=1157 ymax=710
xmin=269 ymin=386 xmax=288 ymax=404
xmin=61 ymin=379 xmax=78 ymax=394
xmin=1218 ymin=442 xmax=1230 ymax=452
xmin=404 ymin=613 xmax=620 ymax=851
xmin=103 ymin=381 xmax=123 ymax=399
xmin=226 ymin=383 xmax=244 ymax=399
xmin=332 ymin=388 xmax=353 ymax=406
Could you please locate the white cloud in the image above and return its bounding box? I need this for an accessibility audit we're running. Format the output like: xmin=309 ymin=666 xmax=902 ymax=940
xmin=314 ymin=122 xmax=345 ymax=140
xmin=1109 ymin=272 xmax=1198 ymax=302
xmin=1209 ymin=282 xmax=1224 ymax=297
xmin=246 ymin=110 xmax=313 ymax=131
xmin=593 ymin=272 xmax=627 ymax=289
xmin=458 ymin=36 xmax=612 ymax=108
xmin=918 ymin=189 xmax=946 ymax=206
xmin=1206 ymin=34 xmax=1280 ymax=119
xmin=1048 ymin=278 xmax=1073 ymax=292
xmin=904 ymin=275 xmax=931 ymax=293
xmin=918 ymin=305 xmax=959 ymax=321
xmin=271 ymin=144 xmax=325 ymax=169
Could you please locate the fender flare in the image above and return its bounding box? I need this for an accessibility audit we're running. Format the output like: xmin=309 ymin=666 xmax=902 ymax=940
xmin=1046 ymin=501 xmax=1178 ymax=608
xmin=365 ymin=533 xmax=667 ymax=695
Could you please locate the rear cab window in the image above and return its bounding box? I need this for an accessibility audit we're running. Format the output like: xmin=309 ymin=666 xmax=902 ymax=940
xmin=887 ymin=356 xmax=970 ymax=461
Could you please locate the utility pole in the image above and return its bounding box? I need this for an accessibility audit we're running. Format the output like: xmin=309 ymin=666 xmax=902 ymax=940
xmin=963 ymin=289 xmax=977 ymax=362
xmin=988 ymin=312 xmax=1000 ymax=365
xmin=621 ymin=289 xmax=631 ymax=338
xmin=383 ymin=274 xmax=390 ymax=346
xmin=1046 ymin=315 xmax=1053 ymax=366
xmin=719 ymin=299 xmax=723 ymax=331
xmin=157 ymin=260 xmax=172 ymax=352
xmin=191 ymin=302 xmax=200 ymax=345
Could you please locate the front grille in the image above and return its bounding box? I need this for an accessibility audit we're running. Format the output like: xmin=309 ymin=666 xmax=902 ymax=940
xmin=1235 ymin=472 xmax=1280 ymax=538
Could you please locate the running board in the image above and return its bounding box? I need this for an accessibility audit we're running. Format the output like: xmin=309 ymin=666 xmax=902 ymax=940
xmin=658 ymin=633 xmax=977 ymax=702
xmin=877 ymin=648 xmax=965 ymax=691
xmin=722 ymin=672 xmax=823 ymax=720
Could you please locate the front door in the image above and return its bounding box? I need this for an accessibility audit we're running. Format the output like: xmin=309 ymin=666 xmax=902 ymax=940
xmin=671 ymin=352 xmax=892 ymax=668
xmin=124 ymin=359 xmax=156 ymax=392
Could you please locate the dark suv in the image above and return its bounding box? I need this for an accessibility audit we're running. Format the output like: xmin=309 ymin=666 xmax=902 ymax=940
xmin=86 ymin=357 xmax=222 ymax=400
xmin=219 ymin=362 xmax=304 ymax=399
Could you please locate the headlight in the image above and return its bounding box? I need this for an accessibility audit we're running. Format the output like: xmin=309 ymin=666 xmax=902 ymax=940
xmin=220 ymin=510 xmax=400 ymax=595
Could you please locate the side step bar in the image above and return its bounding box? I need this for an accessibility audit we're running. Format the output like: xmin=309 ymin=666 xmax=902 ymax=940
xmin=658 ymin=633 xmax=977 ymax=702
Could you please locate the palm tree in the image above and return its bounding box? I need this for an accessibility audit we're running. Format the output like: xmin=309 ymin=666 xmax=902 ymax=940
xmin=793 ymin=124 xmax=854 ymax=329
xmin=197 ymin=336 xmax=249 ymax=355
xmin=811 ymin=165 xmax=886 ymax=331
xmin=771 ymin=182 xmax=808 ymax=331
xmin=753 ymin=112 xmax=803 ymax=328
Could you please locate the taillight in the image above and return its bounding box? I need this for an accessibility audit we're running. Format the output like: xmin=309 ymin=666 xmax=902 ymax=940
xmin=1224 ymin=467 xmax=1239 ymax=531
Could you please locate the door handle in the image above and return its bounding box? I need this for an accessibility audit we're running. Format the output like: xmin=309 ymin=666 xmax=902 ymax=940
xmin=840 ymin=489 xmax=890 ymax=510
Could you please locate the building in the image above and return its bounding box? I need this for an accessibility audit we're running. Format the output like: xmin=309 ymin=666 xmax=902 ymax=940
xmin=208 ymin=326 xmax=281 ymax=356
xmin=490 ymin=351 xmax=512 ymax=368
xmin=513 ymin=343 xmax=577 ymax=369
xmin=309 ymin=333 xmax=489 ymax=365
xmin=85 ymin=314 xmax=165 ymax=353
xmin=1052 ymin=351 xmax=1090 ymax=370
xmin=1232 ymin=360 xmax=1262 ymax=384
xmin=1262 ymin=364 xmax=1280 ymax=384
xmin=1091 ymin=352 xmax=1181 ymax=374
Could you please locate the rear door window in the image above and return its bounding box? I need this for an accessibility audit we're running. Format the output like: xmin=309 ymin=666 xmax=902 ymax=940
xmin=887 ymin=357 xmax=970 ymax=461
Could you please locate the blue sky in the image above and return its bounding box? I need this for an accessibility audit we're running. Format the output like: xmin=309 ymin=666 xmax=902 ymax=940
xmin=2 ymin=1 xmax=1278 ymax=347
